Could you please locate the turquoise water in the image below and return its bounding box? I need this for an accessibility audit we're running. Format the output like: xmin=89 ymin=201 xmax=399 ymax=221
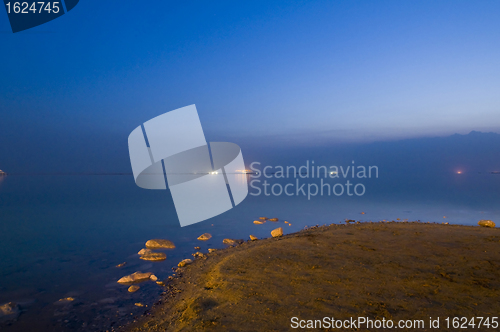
xmin=0 ymin=172 xmax=499 ymax=331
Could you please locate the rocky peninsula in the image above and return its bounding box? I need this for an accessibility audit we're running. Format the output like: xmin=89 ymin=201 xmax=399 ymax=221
xmin=125 ymin=221 xmax=500 ymax=331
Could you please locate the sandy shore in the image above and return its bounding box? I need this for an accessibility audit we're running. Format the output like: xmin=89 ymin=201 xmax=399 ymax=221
xmin=126 ymin=222 xmax=499 ymax=331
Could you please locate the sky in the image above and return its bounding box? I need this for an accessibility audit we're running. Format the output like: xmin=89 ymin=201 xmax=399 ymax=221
xmin=1 ymin=0 xmax=500 ymax=172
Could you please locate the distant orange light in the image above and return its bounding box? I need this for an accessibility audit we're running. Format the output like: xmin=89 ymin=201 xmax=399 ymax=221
xmin=457 ymin=171 xmax=462 ymax=174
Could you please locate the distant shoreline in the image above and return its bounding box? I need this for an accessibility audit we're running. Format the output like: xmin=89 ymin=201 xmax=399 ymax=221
xmin=125 ymin=221 xmax=499 ymax=332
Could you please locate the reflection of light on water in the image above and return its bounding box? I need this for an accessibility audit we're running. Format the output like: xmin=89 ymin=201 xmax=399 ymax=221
xmin=233 ymin=174 xmax=248 ymax=185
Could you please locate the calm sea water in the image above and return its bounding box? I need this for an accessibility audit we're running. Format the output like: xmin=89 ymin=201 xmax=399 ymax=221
xmin=0 ymin=172 xmax=499 ymax=331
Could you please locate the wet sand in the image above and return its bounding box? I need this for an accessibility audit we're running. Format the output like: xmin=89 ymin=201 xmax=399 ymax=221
xmin=126 ymin=222 xmax=500 ymax=331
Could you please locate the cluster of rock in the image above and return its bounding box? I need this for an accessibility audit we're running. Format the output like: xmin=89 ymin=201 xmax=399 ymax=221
xmin=251 ymin=216 xmax=287 ymax=239
xmin=134 ymin=239 xmax=176 ymax=261
xmin=115 ymin=238 xmax=178 ymax=295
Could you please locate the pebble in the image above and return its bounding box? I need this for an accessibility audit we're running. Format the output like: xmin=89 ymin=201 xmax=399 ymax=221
xmin=249 ymin=235 xmax=258 ymax=241
xmin=253 ymin=220 xmax=265 ymax=224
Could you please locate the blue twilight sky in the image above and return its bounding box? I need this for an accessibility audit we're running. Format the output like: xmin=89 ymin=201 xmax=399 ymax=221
xmin=0 ymin=1 xmax=500 ymax=172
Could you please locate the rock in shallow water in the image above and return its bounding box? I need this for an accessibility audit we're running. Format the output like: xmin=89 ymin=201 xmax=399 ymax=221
xmin=0 ymin=302 xmax=20 ymax=322
xmin=128 ymin=285 xmax=140 ymax=293
xmin=478 ymin=220 xmax=496 ymax=228
xmin=271 ymin=227 xmax=283 ymax=238
xmin=253 ymin=220 xmax=265 ymax=224
xmin=137 ymin=248 xmax=152 ymax=255
xmin=197 ymin=233 xmax=212 ymax=241
xmin=269 ymin=218 xmax=279 ymax=222
xmin=54 ymin=297 xmax=75 ymax=305
xmin=178 ymin=259 xmax=193 ymax=267
xmin=139 ymin=252 xmax=167 ymax=261
xmin=117 ymin=271 xmax=153 ymax=284
xmin=145 ymin=239 xmax=175 ymax=249
xmin=222 ymin=238 xmax=244 ymax=245
xmin=249 ymin=235 xmax=258 ymax=241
